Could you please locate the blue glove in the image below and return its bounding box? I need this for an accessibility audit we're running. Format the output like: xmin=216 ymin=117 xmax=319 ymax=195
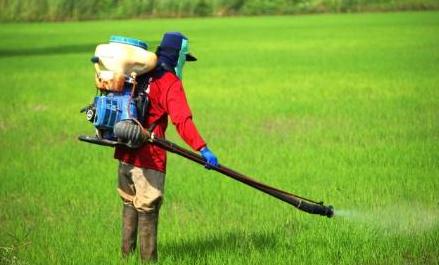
xmin=200 ymin=146 xmax=218 ymax=169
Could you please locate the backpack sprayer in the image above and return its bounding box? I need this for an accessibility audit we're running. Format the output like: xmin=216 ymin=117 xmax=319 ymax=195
xmin=79 ymin=36 xmax=157 ymax=148
xmin=79 ymin=36 xmax=334 ymax=218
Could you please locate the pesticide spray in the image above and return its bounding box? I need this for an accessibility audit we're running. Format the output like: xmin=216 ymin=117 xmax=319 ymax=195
xmin=332 ymin=204 xmax=439 ymax=234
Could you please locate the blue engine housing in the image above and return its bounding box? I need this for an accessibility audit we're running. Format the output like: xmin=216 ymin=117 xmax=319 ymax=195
xmin=92 ymin=87 xmax=138 ymax=140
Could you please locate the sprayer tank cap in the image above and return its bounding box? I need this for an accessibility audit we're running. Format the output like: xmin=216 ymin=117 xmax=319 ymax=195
xmin=110 ymin=35 xmax=148 ymax=50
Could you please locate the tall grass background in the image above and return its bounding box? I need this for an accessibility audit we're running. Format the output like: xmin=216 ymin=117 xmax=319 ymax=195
xmin=0 ymin=0 xmax=439 ymax=22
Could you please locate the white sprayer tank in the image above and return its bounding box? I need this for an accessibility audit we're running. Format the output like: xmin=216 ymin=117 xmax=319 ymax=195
xmin=94 ymin=36 xmax=157 ymax=76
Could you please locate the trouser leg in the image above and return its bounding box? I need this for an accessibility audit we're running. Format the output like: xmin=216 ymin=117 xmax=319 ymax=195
xmin=118 ymin=162 xmax=138 ymax=257
xmin=121 ymin=204 xmax=138 ymax=256
xmin=139 ymin=210 xmax=159 ymax=262
xmin=132 ymin=168 xmax=164 ymax=262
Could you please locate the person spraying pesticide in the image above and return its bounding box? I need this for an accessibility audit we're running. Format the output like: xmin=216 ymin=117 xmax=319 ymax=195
xmin=79 ymin=32 xmax=333 ymax=263
xmin=114 ymin=33 xmax=218 ymax=261
xmin=80 ymin=33 xmax=218 ymax=261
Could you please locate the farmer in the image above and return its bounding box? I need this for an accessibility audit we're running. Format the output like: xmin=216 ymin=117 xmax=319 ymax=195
xmin=114 ymin=32 xmax=218 ymax=262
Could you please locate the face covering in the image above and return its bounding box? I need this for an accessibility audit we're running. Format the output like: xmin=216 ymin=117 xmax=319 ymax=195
xmin=175 ymin=38 xmax=188 ymax=80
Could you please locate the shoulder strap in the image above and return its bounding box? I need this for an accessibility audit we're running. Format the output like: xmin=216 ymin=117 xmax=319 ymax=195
xmin=147 ymin=114 xmax=166 ymax=133
xmin=136 ymin=73 xmax=151 ymax=93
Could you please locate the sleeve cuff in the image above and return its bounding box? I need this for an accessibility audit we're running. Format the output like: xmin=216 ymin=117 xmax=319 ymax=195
xmin=196 ymin=144 xmax=207 ymax=152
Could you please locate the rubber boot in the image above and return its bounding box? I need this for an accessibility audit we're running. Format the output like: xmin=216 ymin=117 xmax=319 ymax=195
xmin=121 ymin=204 xmax=138 ymax=256
xmin=138 ymin=211 xmax=159 ymax=262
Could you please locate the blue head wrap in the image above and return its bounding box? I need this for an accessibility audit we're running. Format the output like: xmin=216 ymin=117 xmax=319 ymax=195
xmin=156 ymin=32 xmax=196 ymax=79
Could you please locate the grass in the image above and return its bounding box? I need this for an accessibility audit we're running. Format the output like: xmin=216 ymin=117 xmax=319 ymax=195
xmin=0 ymin=11 xmax=438 ymax=265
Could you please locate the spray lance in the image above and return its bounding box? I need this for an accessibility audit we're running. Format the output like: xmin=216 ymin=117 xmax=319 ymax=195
xmin=150 ymin=134 xmax=334 ymax=217
xmin=79 ymin=131 xmax=334 ymax=218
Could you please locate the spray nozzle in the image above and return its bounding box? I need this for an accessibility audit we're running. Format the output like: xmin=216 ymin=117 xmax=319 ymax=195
xmin=326 ymin=205 xmax=334 ymax=218
xmin=296 ymin=200 xmax=334 ymax=218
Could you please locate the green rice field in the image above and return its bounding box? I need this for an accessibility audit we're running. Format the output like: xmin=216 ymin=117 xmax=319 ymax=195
xmin=0 ymin=11 xmax=438 ymax=265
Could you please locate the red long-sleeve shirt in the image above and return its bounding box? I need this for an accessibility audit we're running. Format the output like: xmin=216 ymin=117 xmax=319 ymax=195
xmin=114 ymin=72 xmax=206 ymax=172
